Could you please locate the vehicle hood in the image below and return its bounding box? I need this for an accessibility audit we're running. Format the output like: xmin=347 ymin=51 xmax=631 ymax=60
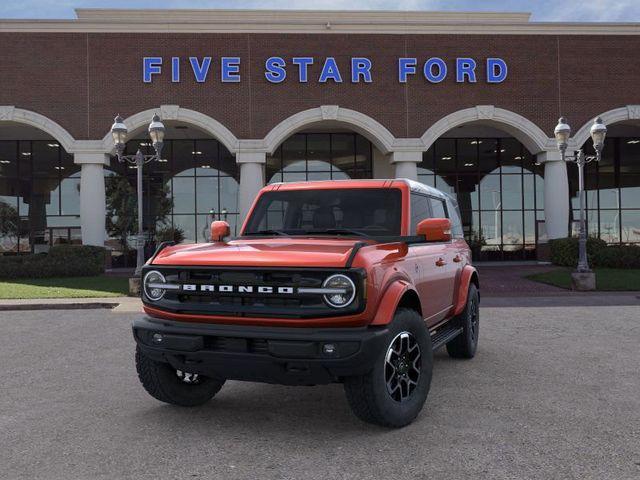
xmin=151 ymin=237 xmax=367 ymax=268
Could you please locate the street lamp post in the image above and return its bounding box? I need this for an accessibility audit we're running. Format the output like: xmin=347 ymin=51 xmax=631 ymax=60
xmin=110 ymin=114 xmax=166 ymax=276
xmin=553 ymin=116 xmax=607 ymax=285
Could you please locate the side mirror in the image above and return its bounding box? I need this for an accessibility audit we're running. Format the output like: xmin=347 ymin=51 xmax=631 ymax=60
xmin=210 ymin=221 xmax=230 ymax=242
xmin=416 ymin=218 xmax=451 ymax=242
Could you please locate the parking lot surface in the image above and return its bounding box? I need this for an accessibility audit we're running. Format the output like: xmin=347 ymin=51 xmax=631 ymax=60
xmin=1 ymin=305 xmax=639 ymax=480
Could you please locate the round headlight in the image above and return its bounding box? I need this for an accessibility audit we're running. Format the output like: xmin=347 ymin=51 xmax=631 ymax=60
xmin=143 ymin=270 xmax=166 ymax=301
xmin=322 ymin=274 xmax=356 ymax=308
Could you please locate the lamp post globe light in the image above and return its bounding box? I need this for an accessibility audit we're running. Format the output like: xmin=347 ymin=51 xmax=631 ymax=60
xmin=553 ymin=116 xmax=607 ymax=290
xmin=110 ymin=114 xmax=166 ymax=277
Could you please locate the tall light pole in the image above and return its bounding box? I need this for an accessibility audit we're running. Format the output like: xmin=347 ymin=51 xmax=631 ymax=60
xmin=553 ymin=116 xmax=607 ymax=281
xmin=110 ymin=114 xmax=166 ymax=276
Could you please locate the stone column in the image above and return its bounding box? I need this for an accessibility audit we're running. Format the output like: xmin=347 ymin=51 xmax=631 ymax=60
xmin=538 ymin=151 xmax=569 ymax=239
xmin=237 ymin=151 xmax=266 ymax=225
xmin=390 ymin=151 xmax=422 ymax=181
xmin=75 ymin=152 xmax=110 ymax=246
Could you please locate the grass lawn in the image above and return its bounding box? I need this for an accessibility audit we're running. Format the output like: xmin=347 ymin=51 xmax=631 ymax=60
xmin=526 ymin=268 xmax=640 ymax=291
xmin=0 ymin=276 xmax=130 ymax=299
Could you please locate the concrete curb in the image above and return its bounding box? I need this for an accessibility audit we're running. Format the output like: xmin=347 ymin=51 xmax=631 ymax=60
xmin=0 ymin=302 xmax=120 ymax=311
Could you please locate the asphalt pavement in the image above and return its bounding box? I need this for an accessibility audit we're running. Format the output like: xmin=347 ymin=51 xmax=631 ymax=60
xmin=1 ymin=305 xmax=639 ymax=480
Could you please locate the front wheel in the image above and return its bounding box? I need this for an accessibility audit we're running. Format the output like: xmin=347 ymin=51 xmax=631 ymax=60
xmin=343 ymin=308 xmax=433 ymax=428
xmin=135 ymin=346 xmax=225 ymax=406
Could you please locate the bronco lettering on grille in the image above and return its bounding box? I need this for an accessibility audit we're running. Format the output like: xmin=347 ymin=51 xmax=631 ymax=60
xmin=181 ymin=284 xmax=296 ymax=294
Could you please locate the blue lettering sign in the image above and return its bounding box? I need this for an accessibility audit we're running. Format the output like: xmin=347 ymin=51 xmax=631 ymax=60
xmin=319 ymin=57 xmax=342 ymax=83
xmin=424 ymin=57 xmax=447 ymax=83
xmin=143 ymin=57 xmax=162 ymax=83
xmin=351 ymin=58 xmax=372 ymax=83
xmin=487 ymin=58 xmax=508 ymax=83
xmin=456 ymin=58 xmax=477 ymax=83
xmin=221 ymin=57 xmax=241 ymax=82
xmin=171 ymin=57 xmax=180 ymax=83
xmin=189 ymin=57 xmax=212 ymax=83
xmin=292 ymin=57 xmax=314 ymax=82
xmin=398 ymin=58 xmax=417 ymax=83
xmin=265 ymin=56 xmax=287 ymax=83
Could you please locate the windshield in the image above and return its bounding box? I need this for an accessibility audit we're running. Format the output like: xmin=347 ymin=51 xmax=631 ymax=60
xmin=243 ymin=188 xmax=402 ymax=237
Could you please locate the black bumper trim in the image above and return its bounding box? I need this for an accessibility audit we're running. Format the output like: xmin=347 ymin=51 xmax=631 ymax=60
xmin=132 ymin=317 xmax=389 ymax=386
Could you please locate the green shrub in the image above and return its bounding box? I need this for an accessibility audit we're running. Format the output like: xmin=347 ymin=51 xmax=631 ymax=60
xmin=0 ymin=245 xmax=106 ymax=279
xmin=550 ymin=237 xmax=640 ymax=269
xmin=549 ymin=237 xmax=607 ymax=267
xmin=593 ymin=245 xmax=640 ymax=269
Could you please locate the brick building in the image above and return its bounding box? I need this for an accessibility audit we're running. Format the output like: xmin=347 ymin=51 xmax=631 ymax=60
xmin=1 ymin=9 xmax=639 ymax=263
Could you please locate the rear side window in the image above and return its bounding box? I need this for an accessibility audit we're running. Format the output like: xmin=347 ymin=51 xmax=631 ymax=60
xmin=446 ymin=197 xmax=464 ymax=238
xmin=430 ymin=198 xmax=447 ymax=219
xmin=410 ymin=193 xmax=431 ymax=234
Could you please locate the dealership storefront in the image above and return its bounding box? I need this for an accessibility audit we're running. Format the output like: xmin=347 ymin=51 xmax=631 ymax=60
xmin=1 ymin=9 xmax=639 ymax=263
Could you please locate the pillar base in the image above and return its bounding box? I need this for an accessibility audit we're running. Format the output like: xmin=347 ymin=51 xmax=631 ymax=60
xmin=129 ymin=277 xmax=141 ymax=297
xmin=571 ymin=271 xmax=596 ymax=291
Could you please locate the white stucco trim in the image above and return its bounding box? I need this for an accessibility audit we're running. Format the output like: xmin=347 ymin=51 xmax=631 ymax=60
xmin=0 ymin=106 xmax=77 ymax=153
xmin=571 ymin=105 xmax=640 ymax=149
xmin=100 ymin=105 xmax=240 ymax=155
xmin=263 ymin=106 xmax=397 ymax=155
xmin=421 ymin=105 xmax=553 ymax=154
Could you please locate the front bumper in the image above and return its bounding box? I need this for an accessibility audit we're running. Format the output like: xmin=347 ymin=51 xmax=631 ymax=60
xmin=133 ymin=317 xmax=390 ymax=385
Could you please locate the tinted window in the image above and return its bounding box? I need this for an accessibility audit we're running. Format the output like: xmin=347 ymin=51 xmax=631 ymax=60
xmin=430 ymin=198 xmax=447 ymax=219
xmin=410 ymin=193 xmax=431 ymax=234
xmin=245 ymin=188 xmax=402 ymax=236
xmin=446 ymin=197 xmax=464 ymax=238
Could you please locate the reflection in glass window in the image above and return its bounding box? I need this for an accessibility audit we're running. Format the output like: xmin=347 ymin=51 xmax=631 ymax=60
xmin=266 ymin=133 xmax=372 ymax=183
xmin=418 ymin=136 xmax=544 ymax=260
xmin=0 ymin=140 xmax=78 ymax=253
xmin=569 ymin=136 xmax=640 ymax=244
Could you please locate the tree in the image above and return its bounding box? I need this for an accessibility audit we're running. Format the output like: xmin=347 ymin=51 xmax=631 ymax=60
xmin=105 ymin=175 xmax=173 ymax=253
xmin=0 ymin=201 xmax=21 ymax=250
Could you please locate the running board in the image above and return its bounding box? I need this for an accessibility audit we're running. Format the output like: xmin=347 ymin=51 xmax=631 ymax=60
xmin=431 ymin=326 xmax=463 ymax=350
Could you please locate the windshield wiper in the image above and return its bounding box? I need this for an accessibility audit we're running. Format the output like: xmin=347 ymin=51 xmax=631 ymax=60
xmin=244 ymin=229 xmax=289 ymax=236
xmin=306 ymin=228 xmax=370 ymax=238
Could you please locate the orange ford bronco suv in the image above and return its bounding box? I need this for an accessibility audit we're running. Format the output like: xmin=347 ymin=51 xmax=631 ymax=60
xmin=133 ymin=179 xmax=479 ymax=427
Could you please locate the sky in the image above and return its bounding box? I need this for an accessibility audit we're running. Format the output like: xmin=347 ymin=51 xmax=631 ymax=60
xmin=1 ymin=0 xmax=640 ymax=22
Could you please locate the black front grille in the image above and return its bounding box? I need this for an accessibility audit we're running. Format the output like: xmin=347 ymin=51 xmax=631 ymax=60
xmin=143 ymin=266 xmax=365 ymax=319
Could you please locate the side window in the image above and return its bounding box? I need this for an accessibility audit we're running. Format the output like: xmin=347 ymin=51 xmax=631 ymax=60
xmin=430 ymin=197 xmax=447 ymax=220
xmin=446 ymin=198 xmax=464 ymax=238
xmin=410 ymin=193 xmax=431 ymax=234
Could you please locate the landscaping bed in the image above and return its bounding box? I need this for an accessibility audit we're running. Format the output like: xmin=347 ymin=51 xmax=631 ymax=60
xmin=526 ymin=268 xmax=640 ymax=291
xmin=0 ymin=276 xmax=129 ymax=299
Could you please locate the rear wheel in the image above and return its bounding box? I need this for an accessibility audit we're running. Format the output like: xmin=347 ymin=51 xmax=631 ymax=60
xmin=343 ymin=308 xmax=433 ymax=428
xmin=446 ymin=283 xmax=479 ymax=359
xmin=135 ymin=346 xmax=225 ymax=406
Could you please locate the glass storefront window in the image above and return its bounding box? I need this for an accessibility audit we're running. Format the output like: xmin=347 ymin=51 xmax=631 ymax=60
xmin=569 ymin=136 xmax=640 ymax=244
xmin=105 ymin=138 xmax=240 ymax=267
xmin=418 ymin=136 xmax=545 ymax=260
xmin=0 ymin=140 xmax=79 ymax=253
xmin=266 ymin=132 xmax=373 ymax=183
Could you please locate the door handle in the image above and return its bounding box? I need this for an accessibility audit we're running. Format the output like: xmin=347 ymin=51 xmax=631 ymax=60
xmin=435 ymin=258 xmax=447 ymax=267
xmin=453 ymin=255 xmax=462 ymax=263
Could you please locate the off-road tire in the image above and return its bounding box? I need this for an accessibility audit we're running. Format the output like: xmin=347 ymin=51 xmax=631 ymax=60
xmin=446 ymin=283 xmax=479 ymax=359
xmin=135 ymin=346 xmax=225 ymax=406
xmin=343 ymin=308 xmax=433 ymax=428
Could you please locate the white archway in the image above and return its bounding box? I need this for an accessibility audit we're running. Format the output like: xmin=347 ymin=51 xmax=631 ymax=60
xmin=420 ymin=105 xmax=552 ymax=154
xmin=263 ymin=105 xmax=396 ymax=155
xmin=100 ymin=105 xmax=240 ymax=154
xmin=0 ymin=106 xmax=76 ymax=153
xmin=572 ymin=105 xmax=640 ymax=148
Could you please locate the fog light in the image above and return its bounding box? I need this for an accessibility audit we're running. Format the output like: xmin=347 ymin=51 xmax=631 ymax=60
xmin=323 ymin=343 xmax=337 ymax=354
xmin=152 ymin=333 xmax=164 ymax=344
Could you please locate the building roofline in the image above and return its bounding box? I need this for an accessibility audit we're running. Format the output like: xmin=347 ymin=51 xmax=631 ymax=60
xmin=0 ymin=8 xmax=639 ymax=35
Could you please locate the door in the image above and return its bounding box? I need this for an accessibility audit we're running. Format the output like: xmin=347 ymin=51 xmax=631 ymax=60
xmin=409 ymin=193 xmax=457 ymax=325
